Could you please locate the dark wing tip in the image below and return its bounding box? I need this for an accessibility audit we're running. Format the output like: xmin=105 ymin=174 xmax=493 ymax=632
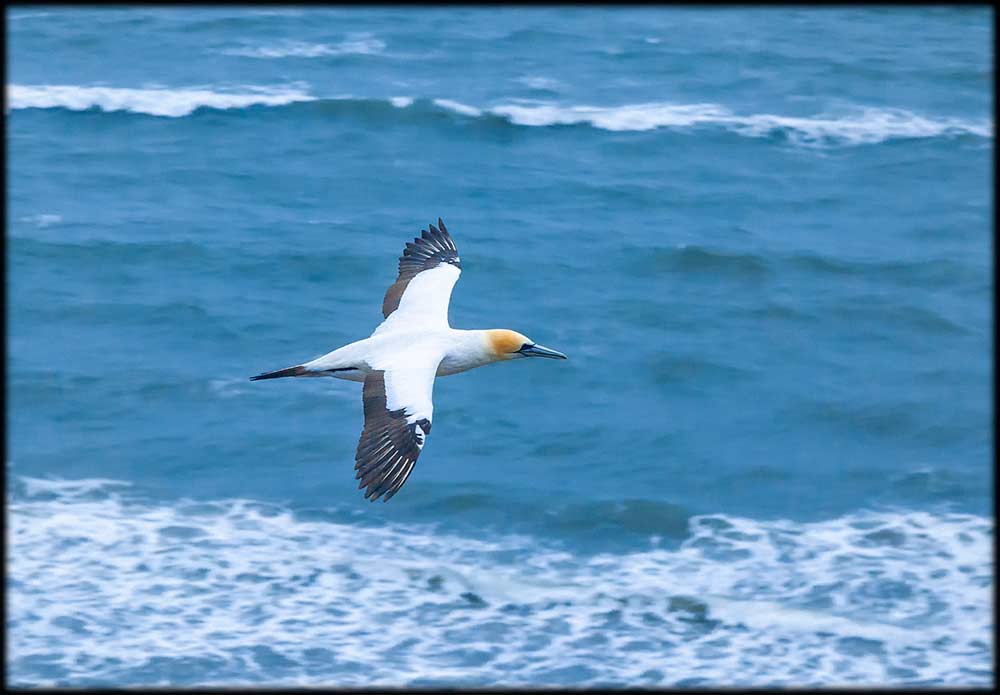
xmin=428 ymin=217 xmax=456 ymax=252
xmin=383 ymin=218 xmax=460 ymax=318
xmin=402 ymin=217 xmax=458 ymax=260
xmin=354 ymin=371 xmax=425 ymax=502
xmin=356 ymin=456 xmax=416 ymax=502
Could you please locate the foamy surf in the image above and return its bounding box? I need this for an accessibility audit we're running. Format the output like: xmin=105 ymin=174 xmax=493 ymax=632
xmin=8 ymin=84 xmax=990 ymax=146
xmin=6 ymin=84 xmax=316 ymax=118
xmin=405 ymin=97 xmax=991 ymax=144
xmin=482 ymin=101 xmax=992 ymax=144
xmin=379 ymin=95 xmax=991 ymax=144
xmin=7 ymin=477 xmax=993 ymax=687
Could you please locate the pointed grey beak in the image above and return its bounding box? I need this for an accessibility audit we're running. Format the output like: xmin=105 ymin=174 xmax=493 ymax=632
xmin=519 ymin=343 xmax=567 ymax=360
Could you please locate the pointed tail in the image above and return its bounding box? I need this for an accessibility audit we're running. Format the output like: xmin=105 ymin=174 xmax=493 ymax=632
xmin=249 ymin=365 xmax=308 ymax=381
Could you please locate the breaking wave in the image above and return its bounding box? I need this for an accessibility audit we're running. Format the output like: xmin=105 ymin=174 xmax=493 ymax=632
xmin=481 ymin=101 xmax=991 ymax=144
xmin=7 ymin=84 xmax=991 ymax=146
xmin=7 ymin=84 xmax=315 ymax=118
xmin=406 ymin=97 xmax=990 ymax=145
xmin=7 ymin=477 xmax=993 ymax=687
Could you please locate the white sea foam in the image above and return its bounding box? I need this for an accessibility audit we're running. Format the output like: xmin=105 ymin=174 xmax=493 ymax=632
xmin=18 ymin=213 xmax=63 ymax=228
xmin=515 ymin=75 xmax=564 ymax=91
xmin=19 ymin=476 xmax=131 ymax=498
xmin=487 ymin=101 xmax=728 ymax=130
xmin=221 ymin=36 xmax=385 ymax=58
xmin=7 ymin=84 xmax=315 ymax=118
xmin=8 ymin=83 xmax=990 ymax=146
xmin=431 ymin=98 xmax=483 ymax=117
xmin=479 ymin=101 xmax=993 ymax=144
xmin=7 ymin=477 xmax=993 ymax=687
xmin=9 ymin=12 xmax=51 ymax=21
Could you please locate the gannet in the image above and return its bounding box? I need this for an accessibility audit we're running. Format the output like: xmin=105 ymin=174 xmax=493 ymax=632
xmin=251 ymin=218 xmax=567 ymax=502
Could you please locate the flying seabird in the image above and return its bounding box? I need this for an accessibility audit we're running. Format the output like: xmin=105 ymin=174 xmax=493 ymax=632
xmin=251 ymin=218 xmax=567 ymax=502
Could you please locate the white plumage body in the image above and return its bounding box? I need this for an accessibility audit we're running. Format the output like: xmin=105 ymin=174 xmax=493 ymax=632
xmin=250 ymin=218 xmax=565 ymax=502
xmin=304 ymin=328 xmax=495 ymax=382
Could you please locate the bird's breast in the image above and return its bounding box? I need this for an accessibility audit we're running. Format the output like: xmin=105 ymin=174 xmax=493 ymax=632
xmin=436 ymin=348 xmax=492 ymax=377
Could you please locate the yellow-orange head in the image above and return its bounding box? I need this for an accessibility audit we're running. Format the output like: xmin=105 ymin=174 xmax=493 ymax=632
xmin=485 ymin=329 xmax=567 ymax=361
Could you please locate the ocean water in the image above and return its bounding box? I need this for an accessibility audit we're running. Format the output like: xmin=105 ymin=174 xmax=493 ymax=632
xmin=5 ymin=6 xmax=993 ymax=688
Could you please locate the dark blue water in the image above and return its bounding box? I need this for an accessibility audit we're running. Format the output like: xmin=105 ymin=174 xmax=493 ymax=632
xmin=7 ymin=6 xmax=993 ymax=687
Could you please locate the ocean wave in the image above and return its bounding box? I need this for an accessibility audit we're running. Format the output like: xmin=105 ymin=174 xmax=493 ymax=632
xmin=8 ymin=84 xmax=992 ymax=145
xmin=625 ymin=244 xmax=981 ymax=292
xmin=6 ymin=84 xmax=315 ymax=118
xmin=483 ymin=101 xmax=992 ymax=144
xmin=785 ymin=253 xmax=974 ymax=288
xmin=638 ymin=245 xmax=774 ymax=279
xmin=431 ymin=98 xmax=483 ymax=117
xmin=220 ymin=35 xmax=385 ymax=58
xmin=7 ymin=477 xmax=993 ymax=686
xmin=648 ymin=353 xmax=757 ymax=386
xmin=10 ymin=237 xmax=214 ymax=269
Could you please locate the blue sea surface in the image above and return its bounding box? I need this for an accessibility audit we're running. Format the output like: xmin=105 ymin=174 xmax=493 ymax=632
xmin=6 ymin=6 xmax=994 ymax=687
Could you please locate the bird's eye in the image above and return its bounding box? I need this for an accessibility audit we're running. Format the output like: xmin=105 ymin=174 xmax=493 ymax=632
xmin=518 ymin=343 xmax=534 ymax=353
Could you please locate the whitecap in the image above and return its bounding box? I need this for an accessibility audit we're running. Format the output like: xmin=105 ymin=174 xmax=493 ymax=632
xmin=18 ymin=213 xmax=62 ymax=228
xmin=432 ymin=99 xmax=482 ymax=117
xmin=7 ymin=84 xmax=316 ymax=118
xmin=725 ymin=107 xmax=994 ymax=146
xmin=221 ymin=36 xmax=385 ymax=59
xmin=485 ymin=101 xmax=992 ymax=144
xmin=515 ymin=75 xmax=563 ymax=91
xmin=10 ymin=85 xmax=988 ymax=146
xmin=489 ymin=101 xmax=729 ymax=131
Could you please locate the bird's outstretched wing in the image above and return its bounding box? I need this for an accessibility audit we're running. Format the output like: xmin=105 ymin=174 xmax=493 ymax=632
xmin=373 ymin=219 xmax=461 ymax=335
xmin=355 ymin=358 xmax=438 ymax=502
